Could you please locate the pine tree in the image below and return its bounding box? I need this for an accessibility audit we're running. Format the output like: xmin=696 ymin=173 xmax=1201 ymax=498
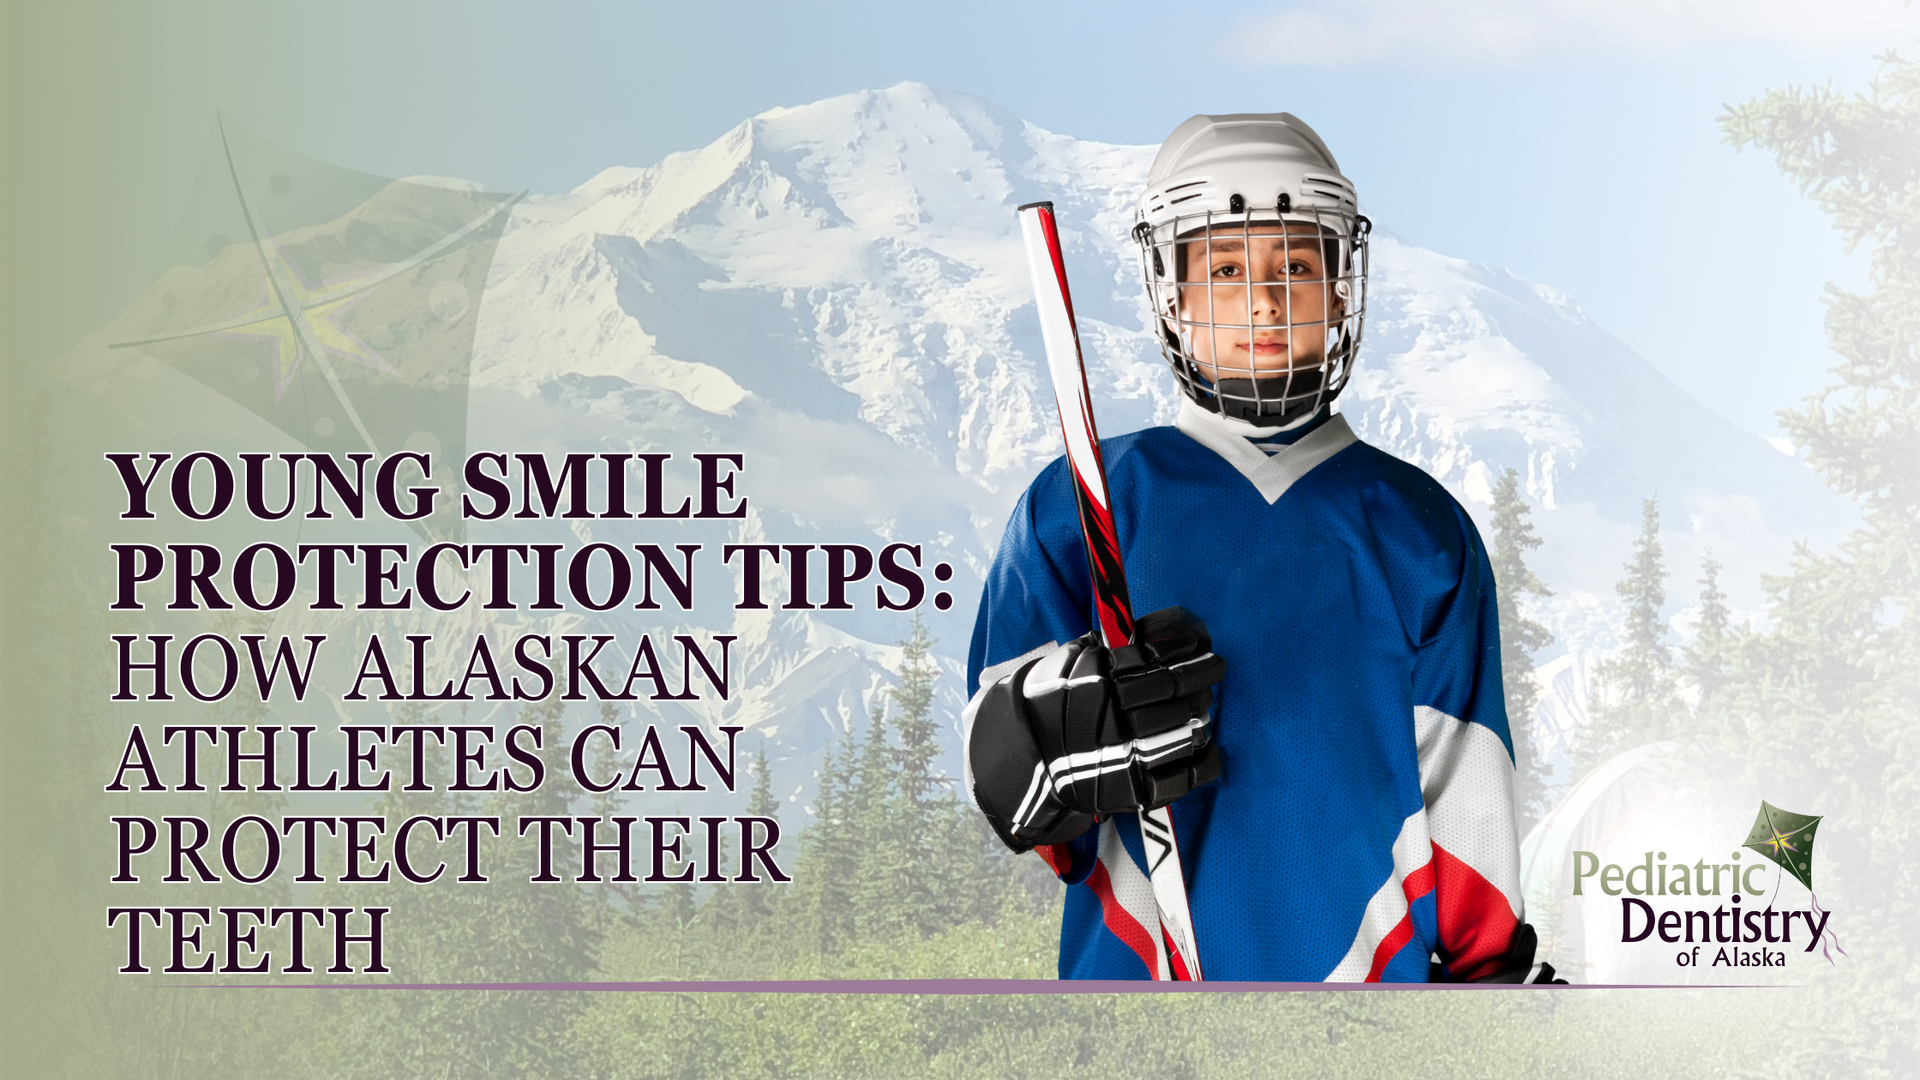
xmin=1712 ymin=52 xmax=1920 ymax=1071
xmin=655 ymin=877 xmax=698 ymax=930
xmin=740 ymin=744 xmax=779 ymax=923
xmin=1487 ymin=466 xmax=1556 ymax=829
xmin=853 ymin=696 xmax=896 ymax=836
xmin=795 ymin=721 xmax=859 ymax=954
xmin=848 ymin=698 xmax=908 ymax=939
xmin=1613 ymin=498 xmax=1672 ymax=702
xmin=1682 ymin=553 xmax=1731 ymax=712
xmin=1581 ymin=497 xmax=1680 ymax=770
xmin=774 ymin=619 xmax=1019 ymax=951
xmin=748 ymin=744 xmax=779 ymax=820
xmin=308 ymin=699 xmax=620 ymax=1079
xmin=889 ymin=613 xmax=942 ymax=808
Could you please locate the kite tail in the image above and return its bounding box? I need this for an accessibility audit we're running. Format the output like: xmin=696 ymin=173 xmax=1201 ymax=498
xmin=1810 ymin=892 xmax=1847 ymax=964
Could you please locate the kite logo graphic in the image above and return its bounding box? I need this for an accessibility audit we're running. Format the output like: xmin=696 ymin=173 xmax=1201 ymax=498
xmin=1575 ymin=799 xmax=1844 ymax=973
xmin=1741 ymin=800 xmax=1845 ymax=964
xmin=104 ymin=113 xmax=522 ymax=541
xmin=1741 ymin=801 xmax=1818 ymax=894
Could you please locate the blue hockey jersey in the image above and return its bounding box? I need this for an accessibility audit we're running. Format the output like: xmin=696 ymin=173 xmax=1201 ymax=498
xmin=966 ymin=402 xmax=1525 ymax=982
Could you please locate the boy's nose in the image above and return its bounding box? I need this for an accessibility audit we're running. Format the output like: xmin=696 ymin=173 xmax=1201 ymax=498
xmin=1243 ymin=282 xmax=1290 ymax=323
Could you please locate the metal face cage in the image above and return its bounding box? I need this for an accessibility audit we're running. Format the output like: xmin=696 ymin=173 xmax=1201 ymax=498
xmin=1135 ymin=202 xmax=1370 ymax=427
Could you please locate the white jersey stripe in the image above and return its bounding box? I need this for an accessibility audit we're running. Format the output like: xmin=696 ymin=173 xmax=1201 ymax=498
xmin=1325 ymin=808 xmax=1432 ymax=981
xmin=978 ymin=641 xmax=1057 ymax=693
xmin=1414 ymin=705 xmax=1523 ymax=919
xmin=1328 ymin=706 xmax=1524 ymax=980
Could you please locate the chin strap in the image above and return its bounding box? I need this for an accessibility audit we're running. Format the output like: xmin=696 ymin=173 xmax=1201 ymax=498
xmin=1178 ymin=362 xmax=1331 ymax=427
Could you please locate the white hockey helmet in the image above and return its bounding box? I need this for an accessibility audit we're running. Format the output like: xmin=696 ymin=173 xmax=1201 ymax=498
xmin=1134 ymin=113 xmax=1370 ymax=426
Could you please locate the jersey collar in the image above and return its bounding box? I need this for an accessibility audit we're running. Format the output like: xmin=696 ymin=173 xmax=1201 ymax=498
xmin=1174 ymin=399 xmax=1358 ymax=505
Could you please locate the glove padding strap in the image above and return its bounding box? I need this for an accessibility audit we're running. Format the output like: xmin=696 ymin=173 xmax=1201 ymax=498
xmin=966 ymin=607 xmax=1225 ymax=854
xmin=967 ymin=657 xmax=1098 ymax=853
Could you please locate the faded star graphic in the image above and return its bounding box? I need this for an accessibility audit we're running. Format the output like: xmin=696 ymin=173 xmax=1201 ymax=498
xmin=109 ymin=115 xmax=521 ymax=457
xmin=185 ymin=245 xmax=395 ymax=403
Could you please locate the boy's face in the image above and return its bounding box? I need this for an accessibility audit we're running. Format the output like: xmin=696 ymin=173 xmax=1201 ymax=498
xmin=1174 ymin=222 xmax=1343 ymax=384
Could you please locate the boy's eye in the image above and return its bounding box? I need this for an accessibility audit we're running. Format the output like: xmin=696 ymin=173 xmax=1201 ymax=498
xmin=1212 ymin=264 xmax=1241 ymax=278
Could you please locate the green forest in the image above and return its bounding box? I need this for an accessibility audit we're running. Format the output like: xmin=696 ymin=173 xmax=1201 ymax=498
xmin=6 ymin=48 xmax=1918 ymax=1080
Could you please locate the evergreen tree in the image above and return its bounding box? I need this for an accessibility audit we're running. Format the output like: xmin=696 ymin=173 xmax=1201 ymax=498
xmin=1487 ymin=466 xmax=1556 ymax=829
xmin=747 ymin=743 xmax=779 ymax=820
xmin=1581 ymin=497 xmax=1680 ymax=770
xmin=848 ymin=697 xmax=909 ymax=939
xmin=1612 ymin=498 xmax=1672 ymax=701
xmin=888 ymin=613 xmax=943 ymax=808
xmin=795 ymin=721 xmax=859 ymax=954
xmin=851 ymin=617 xmax=997 ymax=940
xmin=654 ymin=878 xmax=698 ymax=931
xmin=1682 ymin=553 xmax=1732 ymax=712
xmin=853 ymin=696 xmax=896 ymax=835
xmin=1713 ymin=52 xmax=1920 ymax=1071
xmin=740 ymin=745 xmax=779 ymax=923
xmin=753 ymin=619 xmax=1020 ymax=956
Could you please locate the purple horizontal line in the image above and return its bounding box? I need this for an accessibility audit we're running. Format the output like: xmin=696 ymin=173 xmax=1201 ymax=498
xmin=161 ymin=979 xmax=1781 ymax=994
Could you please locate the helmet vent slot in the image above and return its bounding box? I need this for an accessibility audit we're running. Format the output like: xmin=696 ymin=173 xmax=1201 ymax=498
xmin=1302 ymin=173 xmax=1357 ymax=206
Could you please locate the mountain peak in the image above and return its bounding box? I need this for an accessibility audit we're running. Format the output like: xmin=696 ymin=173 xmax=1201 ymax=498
xmin=479 ymin=83 xmax=1850 ymax=636
xmin=456 ymin=81 xmax=1861 ymax=796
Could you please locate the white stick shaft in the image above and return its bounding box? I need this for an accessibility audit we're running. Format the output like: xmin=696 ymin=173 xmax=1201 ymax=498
xmin=1017 ymin=201 xmax=1202 ymax=981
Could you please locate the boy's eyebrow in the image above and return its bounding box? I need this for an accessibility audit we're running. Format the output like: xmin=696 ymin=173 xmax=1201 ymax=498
xmin=1188 ymin=237 xmax=1324 ymax=256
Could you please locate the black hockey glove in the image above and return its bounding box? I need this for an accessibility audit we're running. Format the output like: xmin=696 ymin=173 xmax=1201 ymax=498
xmin=965 ymin=606 xmax=1226 ymax=854
xmin=1430 ymin=923 xmax=1569 ymax=984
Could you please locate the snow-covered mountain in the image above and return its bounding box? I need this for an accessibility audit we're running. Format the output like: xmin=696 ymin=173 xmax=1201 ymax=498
xmin=463 ymin=82 xmax=1851 ymax=793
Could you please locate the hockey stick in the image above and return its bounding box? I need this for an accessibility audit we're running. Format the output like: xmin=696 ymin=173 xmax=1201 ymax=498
xmin=1016 ymin=201 xmax=1203 ymax=982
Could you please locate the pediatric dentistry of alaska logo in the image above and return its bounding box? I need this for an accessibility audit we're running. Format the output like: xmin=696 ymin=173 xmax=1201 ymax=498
xmin=1571 ymin=802 xmax=1841 ymax=972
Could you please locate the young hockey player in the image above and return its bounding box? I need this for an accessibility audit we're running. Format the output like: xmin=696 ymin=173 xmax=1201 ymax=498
xmin=964 ymin=113 xmax=1560 ymax=983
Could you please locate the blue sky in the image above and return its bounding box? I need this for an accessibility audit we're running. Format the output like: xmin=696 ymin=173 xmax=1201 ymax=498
xmin=29 ymin=0 xmax=1918 ymax=439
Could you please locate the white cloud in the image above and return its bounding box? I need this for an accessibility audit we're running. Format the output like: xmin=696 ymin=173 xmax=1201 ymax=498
xmin=1227 ymin=0 xmax=1920 ymax=68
